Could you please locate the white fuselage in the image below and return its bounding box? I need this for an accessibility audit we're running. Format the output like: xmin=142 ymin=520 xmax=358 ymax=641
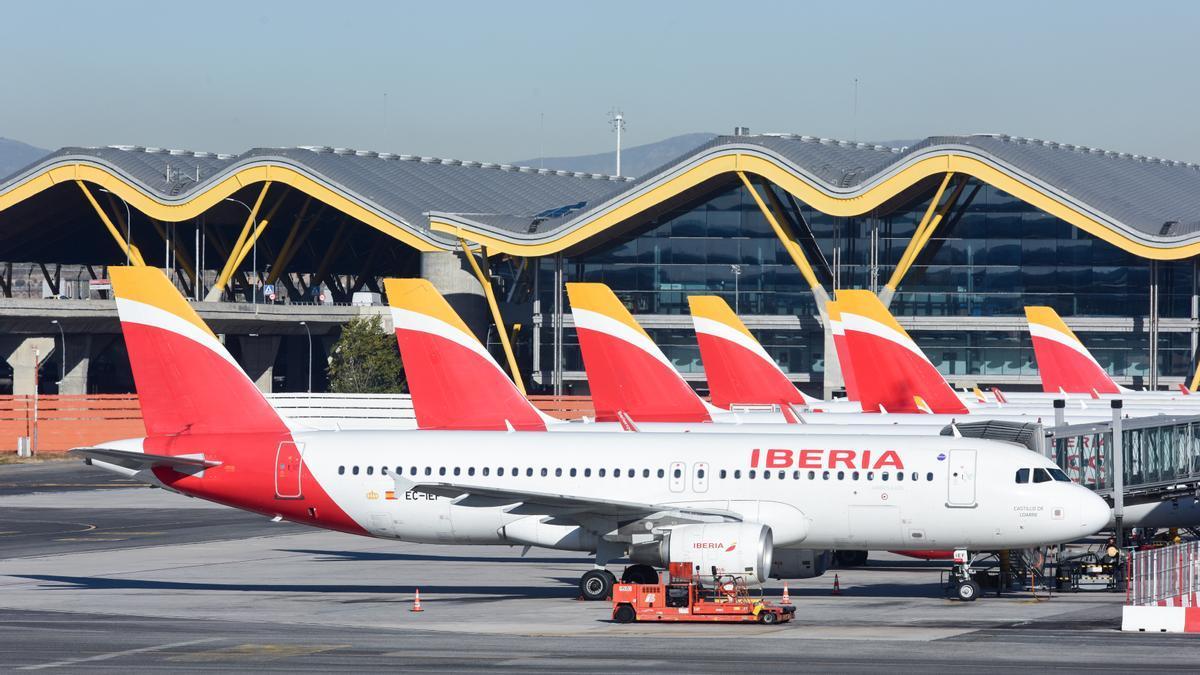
xmin=300 ymin=430 xmax=1109 ymax=552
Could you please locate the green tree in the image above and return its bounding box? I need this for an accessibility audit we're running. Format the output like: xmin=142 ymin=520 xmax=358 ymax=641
xmin=326 ymin=315 xmax=405 ymax=393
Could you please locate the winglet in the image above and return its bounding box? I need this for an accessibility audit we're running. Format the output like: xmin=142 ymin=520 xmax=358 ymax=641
xmin=836 ymin=289 xmax=968 ymax=414
xmin=384 ymin=278 xmax=553 ymax=431
xmin=687 ymin=295 xmax=807 ymax=409
xmin=1024 ymin=306 xmax=1120 ymax=395
xmin=567 ymin=283 xmax=712 ymax=423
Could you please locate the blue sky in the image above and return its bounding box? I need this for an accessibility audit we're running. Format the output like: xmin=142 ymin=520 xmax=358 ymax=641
xmin=2 ymin=1 xmax=1198 ymax=162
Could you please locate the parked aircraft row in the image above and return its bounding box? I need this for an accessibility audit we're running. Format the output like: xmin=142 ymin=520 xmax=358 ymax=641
xmin=74 ymin=267 xmax=1116 ymax=604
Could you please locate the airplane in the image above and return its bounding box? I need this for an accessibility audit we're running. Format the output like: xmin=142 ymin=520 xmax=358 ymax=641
xmin=1023 ymin=306 xmax=1198 ymax=401
xmin=73 ymin=267 xmax=1110 ymax=603
xmin=686 ymin=295 xmax=813 ymax=411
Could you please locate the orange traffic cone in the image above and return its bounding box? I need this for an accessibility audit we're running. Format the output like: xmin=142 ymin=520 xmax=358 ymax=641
xmin=411 ymin=588 xmax=424 ymax=612
xmin=831 ymin=574 xmax=842 ymax=596
xmin=781 ymin=582 xmax=792 ymax=605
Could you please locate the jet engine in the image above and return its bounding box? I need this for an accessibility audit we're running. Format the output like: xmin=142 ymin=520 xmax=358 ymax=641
xmin=629 ymin=523 xmax=773 ymax=584
xmin=770 ymin=548 xmax=831 ymax=579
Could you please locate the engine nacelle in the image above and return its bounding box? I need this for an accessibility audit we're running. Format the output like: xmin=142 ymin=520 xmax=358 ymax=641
xmin=770 ymin=548 xmax=831 ymax=579
xmin=629 ymin=523 xmax=773 ymax=584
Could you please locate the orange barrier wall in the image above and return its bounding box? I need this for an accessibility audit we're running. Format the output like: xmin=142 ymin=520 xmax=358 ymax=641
xmin=1 ymin=394 xmax=596 ymax=453
xmin=0 ymin=395 xmax=146 ymax=453
xmin=528 ymin=395 xmax=596 ymax=420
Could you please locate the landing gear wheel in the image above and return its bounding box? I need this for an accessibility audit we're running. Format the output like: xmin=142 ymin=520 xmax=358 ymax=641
xmin=580 ymin=570 xmax=615 ymax=601
xmin=759 ymin=610 xmax=779 ymax=625
xmin=613 ymin=603 xmax=636 ymax=623
xmin=621 ymin=564 xmax=658 ymax=585
xmin=956 ymin=580 xmax=980 ymax=602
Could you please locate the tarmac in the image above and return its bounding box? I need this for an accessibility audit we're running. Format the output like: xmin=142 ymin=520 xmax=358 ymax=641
xmin=0 ymin=460 xmax=1195 ymax=672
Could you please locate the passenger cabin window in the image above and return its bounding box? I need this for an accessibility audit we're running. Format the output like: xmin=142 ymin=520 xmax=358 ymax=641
xmin=749 ymin=470 xmax=757 ymax=479
xmin=657 ymin=469 xmax=665 ymax=478
xmin=338 ymin=466 xmax=345 ymax=475
xmin=925 ymin=472 xmax=933 ymax=481
xmin=734 ymin=470 xmax=742 ymax=479
xmin=541 ymin=468 xmax=548 ymax=477
xmin=673 ymin=468 xmax=682 ymax=479
xmin=720 ymin=469 xmax=727 ymax=479
xmin=439 ymin=467 xmax=447 ymax=476
xmin=352 ymin=466 xmax=360 ymax=475
xmin=555 ymin=468 xmax=562 ymax=477
xmin=381 ymin=466 xmax=388 ymax=475
xmin=1033 ymin=468 xmax=1052 ymax=483
xmin=569 ymin=468 xmax=577 ymax=477
xmin=1016 ymin=468 xmax=1030 ymax=483
xmin=453 ymin=467 xmax=461 ymax=476
xmin=468 ymin=467 xmax=475 ymax=476
xmin=599 ymin=469 xmax=606 ymax=477
xmin=643 ymin=469 xmax=650 ymax=478
xmin=483 ymin=467 xmax=490 ymax=476
xmin=584 ymin=468 xmax=592 ymax=477
xmin=366 ymin=466 xmax=374 ymax=476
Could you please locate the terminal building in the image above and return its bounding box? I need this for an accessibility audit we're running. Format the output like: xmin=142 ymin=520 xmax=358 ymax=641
xmin=2 ymin=131 xmax=1199 ymax=398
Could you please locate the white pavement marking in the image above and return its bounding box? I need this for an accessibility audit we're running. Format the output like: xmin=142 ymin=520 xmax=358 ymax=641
xmin=17 ymin=637 xmax=221 ymax=670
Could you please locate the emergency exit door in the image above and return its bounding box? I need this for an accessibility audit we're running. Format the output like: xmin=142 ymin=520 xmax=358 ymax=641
xmin=275 ymin=441 xmax=305 ymax=499
xmin=946 ymin=449 xmax=977 ymax=507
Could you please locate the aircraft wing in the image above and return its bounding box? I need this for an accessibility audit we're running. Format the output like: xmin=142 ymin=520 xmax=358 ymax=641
xmin=393 ymin=475 xmax=740 ymax=523
xmin=69 ymin=447 xmax=220 ymax=473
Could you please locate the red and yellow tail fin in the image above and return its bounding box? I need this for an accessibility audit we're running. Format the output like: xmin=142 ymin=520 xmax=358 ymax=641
xmin=1024 ymin=306 xmax=1120 ymax=394
xmin=110 ymin=266 xmax=288 ymax=436
xmin=687 ymin=295 xmax=806 ymax=409
xmin=836 ymin=289 xmax=968 ymax=414
xmin=566 ymin=283 xmax=711 ymax=423
xmin=384 ymin=279 xmax=551 ymax=431
xmin=826 ymin=301 xmax=860 ymax=401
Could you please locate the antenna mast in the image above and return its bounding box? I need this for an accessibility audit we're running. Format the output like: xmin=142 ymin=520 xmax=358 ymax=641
xmin=608 ymin=108 xmax=626 ymax=176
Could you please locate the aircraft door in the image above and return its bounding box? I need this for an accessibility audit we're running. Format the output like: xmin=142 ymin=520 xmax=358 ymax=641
xmin=669 ymin=461 xmax=685 ymax=493
xmin=692 ymin=462 xmax=709 ymax=493
xmin=275 ymin=441 xmax=305 ymax=499
xmin=946 ymin=449 xmax=977 ymax=507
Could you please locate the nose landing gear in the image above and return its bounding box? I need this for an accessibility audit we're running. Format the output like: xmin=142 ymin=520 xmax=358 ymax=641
xmin=948 ymin=548 xmax=981 ymax=602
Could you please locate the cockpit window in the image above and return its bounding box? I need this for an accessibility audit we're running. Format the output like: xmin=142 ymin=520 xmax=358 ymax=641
xmin=1048 ymin=468 xmax=1071 ymax=482
xmin=1032 ymin=468 xmax=1052 ymax=483
xmin=1015 ymin=468 xmax=1030 ymax=484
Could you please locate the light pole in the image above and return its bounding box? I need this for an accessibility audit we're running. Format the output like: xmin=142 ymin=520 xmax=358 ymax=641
xmin=98 ymin=189 xmax=132 ymax=265
xmin=224 ymin=198 xmax=257 ymax=312
xmin=50 ymin=319 xmax=65 ymax=386
xmin=299 ymin=321 xmax=312 ymax=393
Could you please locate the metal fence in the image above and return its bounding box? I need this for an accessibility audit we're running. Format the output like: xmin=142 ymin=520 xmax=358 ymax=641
xmin=1126 ymin=541 xmax=1200 ymax=607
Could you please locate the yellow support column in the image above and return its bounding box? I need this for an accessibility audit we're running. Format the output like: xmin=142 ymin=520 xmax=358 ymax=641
xmin=207 ymin=183 xmax=271 ymax=300
xmin=1189 ymin=358 xmax=1200 ymax=392
xmin=76 ymin=181 xmax=145 ymax=266
xmin=459 ymin=239 xmax=526 ymax=395
xmin=265 ymin=197 xmax=313 ymax=285
xmin=737 ymin=172 xmax=828 ymax=301
xmin=884 ymin=173 xmax=964 ymax=296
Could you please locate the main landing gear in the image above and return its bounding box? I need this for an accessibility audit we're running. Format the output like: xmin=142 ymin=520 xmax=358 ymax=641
xmin=580 ymin=569 xmax=617 ymax=601
xmin=948 ymin=548 xmax=981 ymax=602
xmin=579 ymin=540 xmax=626 ymax=601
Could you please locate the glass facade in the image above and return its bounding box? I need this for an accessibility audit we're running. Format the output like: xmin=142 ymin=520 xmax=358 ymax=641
xmin=527 ymin=178 xmax=1197 ymax=394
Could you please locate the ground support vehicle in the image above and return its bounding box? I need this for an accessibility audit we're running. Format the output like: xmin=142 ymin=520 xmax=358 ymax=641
xmin=611 ymin=563 xmax=795 ymax=624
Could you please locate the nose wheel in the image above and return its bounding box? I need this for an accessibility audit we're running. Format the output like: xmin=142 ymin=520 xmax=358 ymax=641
xmin=580 ymin=569 xmax=617 ymax=601
xmin=955 ymin=579 xmax=981 ymax=602
xmin=948 ymin=548 xmax=981 ymax=602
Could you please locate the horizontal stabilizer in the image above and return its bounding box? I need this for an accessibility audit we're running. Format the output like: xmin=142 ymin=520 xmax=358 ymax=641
xmin=69 ymin=447 xmax=220 ymax=473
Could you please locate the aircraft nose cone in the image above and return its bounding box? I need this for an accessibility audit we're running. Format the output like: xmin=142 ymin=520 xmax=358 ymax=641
xmin=1079 ymin=491 xmax=1112 ymax=535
